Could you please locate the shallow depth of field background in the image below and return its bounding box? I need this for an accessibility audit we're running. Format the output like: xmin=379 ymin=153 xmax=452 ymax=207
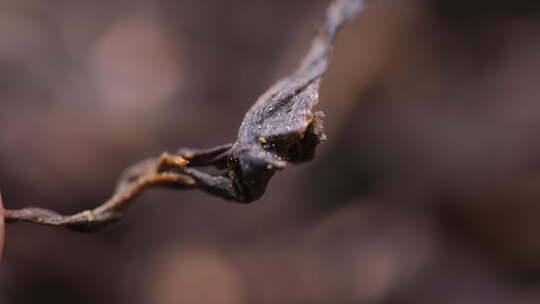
xmin=1 ymin=0 xmax=540 ymax=303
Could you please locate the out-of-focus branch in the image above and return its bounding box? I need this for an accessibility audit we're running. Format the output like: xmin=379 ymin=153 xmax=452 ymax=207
xmin=4 ymin=153 xmax=193 ymax=231
xmin=0 ymin=193 xmax=4 ymax=259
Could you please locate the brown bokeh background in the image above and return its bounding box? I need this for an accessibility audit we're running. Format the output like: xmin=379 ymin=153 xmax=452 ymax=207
xmin=1 ymin=0 xmax=540 ymax=303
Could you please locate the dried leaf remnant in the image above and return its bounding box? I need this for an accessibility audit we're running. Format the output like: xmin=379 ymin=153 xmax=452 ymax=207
xmin=4 ymin=0 xmax=368 ymax=230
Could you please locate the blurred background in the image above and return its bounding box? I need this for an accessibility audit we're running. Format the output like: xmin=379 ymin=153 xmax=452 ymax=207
xmin=1 ymin=0 xmax=540 ymax=303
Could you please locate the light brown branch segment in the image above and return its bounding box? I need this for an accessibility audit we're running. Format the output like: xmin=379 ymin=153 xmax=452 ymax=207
xmin=4 ymin=153 xmax=194 ymax=231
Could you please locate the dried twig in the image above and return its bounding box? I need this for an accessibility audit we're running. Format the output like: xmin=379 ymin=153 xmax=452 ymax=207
xmin=5 ymin=153 xmax=193 ymax=231
xmin=4 ymin=0 xmax=368 ymax=231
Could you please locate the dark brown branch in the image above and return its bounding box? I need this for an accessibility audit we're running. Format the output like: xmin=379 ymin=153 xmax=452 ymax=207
xmin=3 ymin=0 xmax=368 ymax=231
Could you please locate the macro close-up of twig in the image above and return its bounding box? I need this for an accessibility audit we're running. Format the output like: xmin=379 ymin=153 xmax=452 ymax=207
xmin=3 ymin=0 xmax=366 ymax=232
xmin=3 ymin=0 xmax=540 ymax=303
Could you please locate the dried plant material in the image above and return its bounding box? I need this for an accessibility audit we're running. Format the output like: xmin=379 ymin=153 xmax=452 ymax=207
xmin=178 ymin=0 xmax=366 ymax=202
xmin=4 ymin=0 xmax=368 ymax=231
xmin=5 ymin=153 xmax=193 ymax=231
